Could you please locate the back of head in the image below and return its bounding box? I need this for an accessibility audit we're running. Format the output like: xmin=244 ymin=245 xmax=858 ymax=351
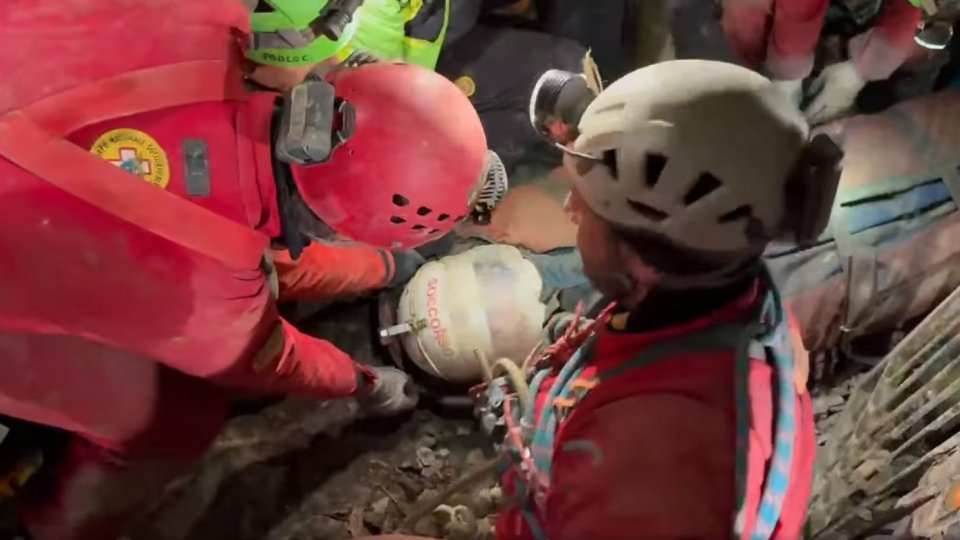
xmin=570 ymin=60 xmax=841 ymax=287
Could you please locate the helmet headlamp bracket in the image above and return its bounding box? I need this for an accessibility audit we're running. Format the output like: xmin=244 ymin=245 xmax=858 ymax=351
xmin=275 ymin=79 xmax=338 ymax=165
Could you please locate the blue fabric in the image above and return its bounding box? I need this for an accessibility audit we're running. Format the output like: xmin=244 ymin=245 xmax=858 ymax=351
xmin=841 ymin=180 xmax=953 ymax=235
xmin=749 ymin=285 xmax=797 ymax=540
xmin=524 ymin=249 xmax=590 ymax=290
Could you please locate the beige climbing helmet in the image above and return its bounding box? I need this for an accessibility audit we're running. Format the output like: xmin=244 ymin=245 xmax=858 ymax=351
xmin=570 ymin=59 xmax=841 ymax=256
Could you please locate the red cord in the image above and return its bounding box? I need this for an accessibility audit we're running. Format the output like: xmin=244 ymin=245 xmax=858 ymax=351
xmin=502 ymin=396 xmax=548 ymax=489
xmin=540 ymin=301 xmax=617 ymax=370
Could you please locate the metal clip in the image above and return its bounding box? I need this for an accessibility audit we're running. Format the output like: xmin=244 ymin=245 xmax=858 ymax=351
xmin=378 ymin=318 xmax=427 ymax=339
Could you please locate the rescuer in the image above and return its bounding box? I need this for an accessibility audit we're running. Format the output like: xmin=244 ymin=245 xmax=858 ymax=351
xmin=0 ymin=1 xmax=490 ymax=537
xmin=490 ymin=59 xmax=843 ymax=539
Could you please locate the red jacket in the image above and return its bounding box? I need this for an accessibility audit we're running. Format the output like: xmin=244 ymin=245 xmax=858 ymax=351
xmin=722 ymin=0 xmax=921 ymax=81
xmin=0 ymin=0 xmax=390 ymax=452
xmin=496 ymin=284 xmax=815 ymax=540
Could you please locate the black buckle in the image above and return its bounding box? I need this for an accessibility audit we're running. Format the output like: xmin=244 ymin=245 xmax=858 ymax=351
xmin=275 ymin=80 xmax=337 ymax=166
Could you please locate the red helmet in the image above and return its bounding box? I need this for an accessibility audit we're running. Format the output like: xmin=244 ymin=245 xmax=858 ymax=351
xmin=289 ymin=62 xmax=489 ymax=250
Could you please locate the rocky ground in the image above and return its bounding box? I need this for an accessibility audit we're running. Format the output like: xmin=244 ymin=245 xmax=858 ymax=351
xmin=132 ymin=299 xmax=501 ymax=540
xmin=0 ymin=302 xmax=936 ymax=540
xmin=135 ymin=403 xmax=498 ymax=540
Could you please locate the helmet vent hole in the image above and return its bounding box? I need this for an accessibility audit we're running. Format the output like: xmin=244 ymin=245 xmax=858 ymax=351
xmin=455 ymin=214 xmax=467 ymax=222
xmin=254 ymin=1 xmax=275 ymax=12
xmin=412 ymin=224 xmax=426 ymax=231
xmin=392 ymin=194 xmax=410 ymax=207
xmin=390 ymin=216 xmax=406 ymax=224
xmin=437 ymin=213 xmax=450 ymax=222
xmin=417 ymin=206 xmax=432 ymax=216
xmin=430 ymin=228 xmax=441 ymax=234
xmin=718 ymin=205 xmax=753 ymax=223
xmin=626 ymin=199 xmax=668 ymax=222
xmin=645 ymin=153 xmax=668 ymax=187
xmin=602 ymin=150 xmax=618 ymax=179
xmin=684 ymin=172 xmax=723 ymax=205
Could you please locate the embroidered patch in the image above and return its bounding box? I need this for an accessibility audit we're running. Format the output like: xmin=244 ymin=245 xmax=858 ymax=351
xmin=90 ymin=128 xmax=170 ymax=189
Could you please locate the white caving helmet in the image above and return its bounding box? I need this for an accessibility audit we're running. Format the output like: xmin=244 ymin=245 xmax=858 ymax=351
xmin=379 ymin=245 xmax=546 ymax=384
xmin=570 ymin=59 xmax=839 ymax=258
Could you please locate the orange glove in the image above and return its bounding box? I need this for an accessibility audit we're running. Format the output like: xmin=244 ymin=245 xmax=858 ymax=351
xmin=273 ymin=243 xmax=394 ymax=303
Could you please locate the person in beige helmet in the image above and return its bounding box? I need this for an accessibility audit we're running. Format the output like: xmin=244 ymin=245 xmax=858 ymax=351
xmin=485 ymin=59 xmax=844 ymax=540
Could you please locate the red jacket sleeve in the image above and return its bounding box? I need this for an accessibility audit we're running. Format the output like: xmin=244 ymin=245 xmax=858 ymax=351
xmin=722 ymin=0 xmax=777 ymax=70
xmin=849 ymin=0 xmax=922 ymax=81
xmin=543 ymin=393 xmax=736 ymax=540
xmin=766 ymin=0 xmax=829 ymax=80
xmin=722 ymin=0 xmax=827 ymax=80
xmin=207 ymin=317 xmax=375 ymax=400
xmin=273 ymin=242 xmax=394 ymax=303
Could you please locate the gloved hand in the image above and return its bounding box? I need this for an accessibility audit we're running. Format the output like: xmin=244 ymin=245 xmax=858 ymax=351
xmin=803 ymin=60 xmax=867 ymax=126
xmin=387 ymin=250 xmax=426 ymax=288
xmin=770 ymin=79 xmax=803 ymax=108
xmin=358 ymin=366 xmax=419 ymax=416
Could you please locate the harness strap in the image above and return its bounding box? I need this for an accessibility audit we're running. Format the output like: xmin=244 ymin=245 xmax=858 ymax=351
xmin=515 ymin=279 xmax=800 ymax=540
xmin=0 ymin=60 xmax=269 ymax=269
xmin=749 ymin=287 xmax=798 ymax=540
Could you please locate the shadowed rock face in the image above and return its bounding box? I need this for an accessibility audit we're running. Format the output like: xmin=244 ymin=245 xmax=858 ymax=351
xmin=135 ymin=404 xmax=488 ymax=540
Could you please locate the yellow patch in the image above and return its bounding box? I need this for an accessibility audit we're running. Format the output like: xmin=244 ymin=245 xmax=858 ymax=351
xmin=90 ymin=128 xmax=170 ymax=189
xmin=454 ymin=75 xmax=476 ymax=98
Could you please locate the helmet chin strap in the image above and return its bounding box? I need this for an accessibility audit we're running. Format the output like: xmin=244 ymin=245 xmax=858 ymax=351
xmin=656 ymin=259 xmax=763 ymax=295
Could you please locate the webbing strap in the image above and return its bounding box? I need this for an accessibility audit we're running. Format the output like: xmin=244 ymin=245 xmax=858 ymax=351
xmin=0 ymin=61 xmax=269 ymax=269
xmin=21 ymin=60 xmax=247 ymax=136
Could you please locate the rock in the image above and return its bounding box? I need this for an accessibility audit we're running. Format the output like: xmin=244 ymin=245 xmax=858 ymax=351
xmin=418 ymin=435 xmax=438 ymax=448
xmin=413 ymin=515 xmax=443 ymax=538
xmin=364 ymin=497 xmax=390 ymax=529
xmin=475 ymin=517 xmax=496 ymax=540
xmin=347 ymin=507 xmax=369 ymax=537
xmin=416 ymin=489 xmax=440 ymax=507
xmin=443 ymin=505 xmax=478 ymax=540
xmin=398 ymin=459 xmax=420 ymax=473
xmin=456 ymin=426 xmax=472 ymax=436
xmin=813 ymin=394 xmax=846 ymax=416
xmin=416 ymin=447 xmax=438 ymax=469
xmin=474 ymin=486 xmax=503 ymax=516
xmin=465 ymin=449 xmax=488 ymax=469
xmin=437 ymin=448 xmax=451 ymax=459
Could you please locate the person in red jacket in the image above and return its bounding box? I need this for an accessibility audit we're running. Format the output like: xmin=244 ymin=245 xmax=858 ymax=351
xmin=721 ymin=0 xmax=922 ymax=124
xmin=0 ymin=1 xmax=491 ymax=538
xmin=489 ymin=59 xmax=843 ymax=539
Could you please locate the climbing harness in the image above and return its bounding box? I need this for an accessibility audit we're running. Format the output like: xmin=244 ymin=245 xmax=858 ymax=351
xmin=477 ymin=276 xmax=802 ymax=540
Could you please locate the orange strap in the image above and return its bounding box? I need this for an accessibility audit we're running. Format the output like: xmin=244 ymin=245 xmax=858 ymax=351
xmin=0 ymin=60 xmax=269 ymax=269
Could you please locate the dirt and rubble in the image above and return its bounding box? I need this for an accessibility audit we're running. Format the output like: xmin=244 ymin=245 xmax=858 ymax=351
xmin=130 ymin=299 xmax=501 ymax=540
xmin=1 ymin=300 xmax=947 ymax=540
xmin=135 ymin=402 xmax=499 ymax=540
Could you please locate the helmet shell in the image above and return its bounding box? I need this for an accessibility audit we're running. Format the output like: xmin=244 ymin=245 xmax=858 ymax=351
xmin=397 ymin=245 xmax=546 ymax=383
xmin=572 ymin=59 xmax=809 ymax=254
xmin=290 ymin=62 xmax=489 ymax=250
